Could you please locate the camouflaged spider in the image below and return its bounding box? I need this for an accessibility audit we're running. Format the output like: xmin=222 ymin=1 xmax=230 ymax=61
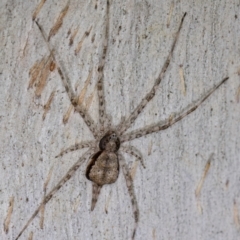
xmin=15 ymin=1 xmax=229 ymax=240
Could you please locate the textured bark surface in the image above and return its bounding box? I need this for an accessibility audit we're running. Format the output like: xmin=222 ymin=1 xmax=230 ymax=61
xmin=1 ymin=0 xmax=239 ymax=239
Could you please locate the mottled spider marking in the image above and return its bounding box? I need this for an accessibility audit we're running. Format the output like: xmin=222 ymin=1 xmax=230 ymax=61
xmin=121 ymin=145 xmax=146 ymax=168
xmin=87 ymin=151 xmax=119 ymax=185
xmin=118 ymin=13 xmax=187 ymax=135
xmin=118 ymin=153 xmax=139 ymax=240
xmin=120 ymin=77 xmax=229 ymax=143
xmin=35 ymin=21 xmax=99 ymax=139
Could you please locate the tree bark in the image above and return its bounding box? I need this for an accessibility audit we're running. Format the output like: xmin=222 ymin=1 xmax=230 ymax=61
xmin=1 ymin=0 xmax=239 ymax=239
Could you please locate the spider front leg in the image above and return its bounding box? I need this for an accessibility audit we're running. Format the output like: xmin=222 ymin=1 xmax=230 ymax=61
xmin=97 ymin=0 xmax=111 ymax=134
xmin=35 ymin=21 xmax=98 ymax=139
xmin=121 ymin=77 xmax=229 ymax=142
xmin=118 ymin=153 xmax=139 ymax=240
xmin=118 ymin=12 xmax=187 ymax=135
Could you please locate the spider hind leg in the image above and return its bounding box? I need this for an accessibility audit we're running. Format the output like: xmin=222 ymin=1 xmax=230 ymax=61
xmin=118 ymin=153 xmax=139 ymax=239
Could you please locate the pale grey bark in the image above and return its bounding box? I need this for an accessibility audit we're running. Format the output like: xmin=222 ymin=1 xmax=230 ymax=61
xmin=0 ymin=0 xmax=239 ymax=240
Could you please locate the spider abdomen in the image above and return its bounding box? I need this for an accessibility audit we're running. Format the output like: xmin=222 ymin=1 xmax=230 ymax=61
xmin=87 ymin=151 xmax=119 ymax=186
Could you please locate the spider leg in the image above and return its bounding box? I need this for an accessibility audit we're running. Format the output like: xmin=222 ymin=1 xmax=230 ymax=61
xmin=121 ymin=77 xmax=229 ymax=142
xmin=118 ymin=153 xmax=139 ymax=240
xmin=55 ymin=140 xmax=96 ymax=158
xmin=97 ymin=0 xmax=110 ymax=134
xmin=91 ymin=183 xmax=102 ymax=211
xmin=118 ymin=13 xmax=187 ymax=135
xmin=35 ymin=21 xmax=98 ymax=139
xmin=15 ymin=149 xmax=93 ymax=240
xmin=121 ymin=145 xmax=146 ymax=168
xmin=105 ymin=113 xmax=112 ymax=130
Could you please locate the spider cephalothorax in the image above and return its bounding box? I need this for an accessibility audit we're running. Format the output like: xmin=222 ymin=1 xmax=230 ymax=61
xmin=99 ymin=130 xmax=120 ymax=152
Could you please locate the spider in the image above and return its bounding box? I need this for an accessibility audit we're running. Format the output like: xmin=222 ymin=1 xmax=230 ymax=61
xmin=15 ymin=1 xmax=229 ymax=240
